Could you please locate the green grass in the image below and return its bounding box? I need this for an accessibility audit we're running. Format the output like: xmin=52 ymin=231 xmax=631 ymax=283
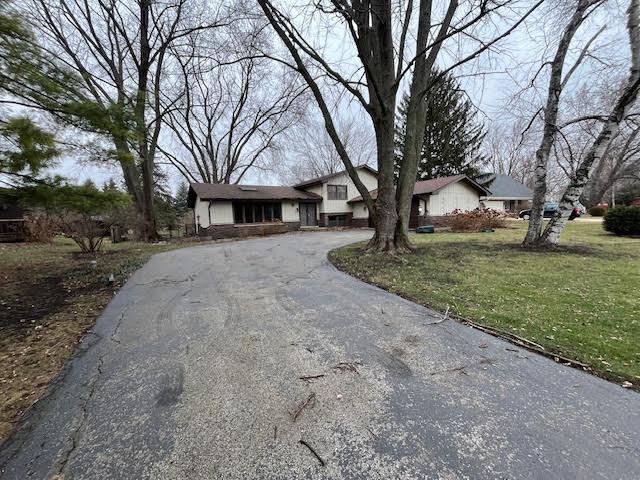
xmin=329 ymin=222 xmax=640 ymax=386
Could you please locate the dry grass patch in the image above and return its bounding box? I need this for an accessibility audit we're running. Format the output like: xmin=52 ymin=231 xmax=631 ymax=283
xmin=0 ymin=236 xmax=204 ymax=442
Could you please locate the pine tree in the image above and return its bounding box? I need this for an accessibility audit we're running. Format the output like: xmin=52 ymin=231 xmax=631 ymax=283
xmin=175 ymin=183 xmax=189 ymax=217
xmin=395 ymin=70 xmax=487 ymax=180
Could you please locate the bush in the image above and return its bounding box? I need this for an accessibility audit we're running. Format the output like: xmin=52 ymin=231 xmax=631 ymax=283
xmin=441 ymin=208 xmax=509 ymax=232
xmin=588 ymin=206 xmax=606 ymax=217
xmin=603 ymin=206 xmax=640 ymax=236
xmin=23 ymin=212 xmax=56 ymax=242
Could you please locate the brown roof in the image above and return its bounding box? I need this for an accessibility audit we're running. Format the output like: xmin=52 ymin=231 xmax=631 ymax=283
xmin=188 ymin=183 xmax=322 ymax=207
xmin=348 ymin=175 xmax=490 ymax=203
xmin=293 ymin=165 xmax=378 ymax=188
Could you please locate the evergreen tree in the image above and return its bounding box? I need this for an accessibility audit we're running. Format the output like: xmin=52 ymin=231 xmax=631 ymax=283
xmin=0 ymin=118 xmax=58 ymax=185
xmin=395 ymin=70 xmax=487 ymax=180
xmin=174 ymin=183 xmax=189 ymax=217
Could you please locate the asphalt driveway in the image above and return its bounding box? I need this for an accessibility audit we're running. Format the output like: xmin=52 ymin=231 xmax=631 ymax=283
xmin=1 ymin=230 xmax=638 ymax=479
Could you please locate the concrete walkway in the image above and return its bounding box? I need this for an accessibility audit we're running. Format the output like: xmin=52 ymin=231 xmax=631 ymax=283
xmin=1 ymin=230 xmax=638 ymax=479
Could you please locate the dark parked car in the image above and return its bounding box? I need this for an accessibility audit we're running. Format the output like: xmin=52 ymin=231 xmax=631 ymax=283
xmin=519 ymin=203 xmax=581 ymax=220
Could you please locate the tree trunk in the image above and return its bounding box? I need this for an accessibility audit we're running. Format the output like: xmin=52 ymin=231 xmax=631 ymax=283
xmin=394 ymin=0 xmax=456 ymax=249
xmin=366 ymin=114 xmax=402 ymax=252
xmin=523 ymin=0 xmax=595 ymax=247
xmin=540 ymin=0 xmax=640 ymax=246
xmin=135 ymin=0 xmax=159 ymax=241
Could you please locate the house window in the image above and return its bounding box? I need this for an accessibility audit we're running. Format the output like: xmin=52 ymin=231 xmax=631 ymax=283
xmin=232 ymin=202 xmax=282 ymax=224
xmin=327 ymin=184 xmax=347 ymax=200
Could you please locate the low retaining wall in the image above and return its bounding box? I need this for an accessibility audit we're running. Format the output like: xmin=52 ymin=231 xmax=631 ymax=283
xmin=198 ymin=222 xmax=300 ymax=240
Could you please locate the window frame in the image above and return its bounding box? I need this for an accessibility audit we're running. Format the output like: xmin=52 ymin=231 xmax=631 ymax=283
xmin=327 ymin=184 xmax=347 ymax=200
xmin=232 ymin=201 xmax=282 ymax=224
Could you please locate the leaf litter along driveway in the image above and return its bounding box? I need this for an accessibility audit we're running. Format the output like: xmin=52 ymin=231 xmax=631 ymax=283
xmin=1 ymin=230 xmax=639 ymax=479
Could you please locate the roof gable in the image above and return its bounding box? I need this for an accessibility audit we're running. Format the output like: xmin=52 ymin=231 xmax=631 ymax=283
xmin=293 ymin=165 xmax=378 ymax=188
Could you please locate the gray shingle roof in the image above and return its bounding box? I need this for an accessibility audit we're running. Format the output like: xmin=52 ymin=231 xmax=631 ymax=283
xmin=348 ymin=175 xmax=490 ymax=203
xmin=188 ymin=184 xmax=322 ymax=207
xmin=478 ymin=174 xmax=533 ymax=199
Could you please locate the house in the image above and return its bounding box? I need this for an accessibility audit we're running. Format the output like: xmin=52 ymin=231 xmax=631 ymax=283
xmin=348 ymin=174 xmax=491 ymax=228
xmin=477 ymin=173 xmax=533 ymax=212
xmin=292 ymin=165 xmax=378 ymax=227
xmin=187 ymin=165 xmax=378 ymax=238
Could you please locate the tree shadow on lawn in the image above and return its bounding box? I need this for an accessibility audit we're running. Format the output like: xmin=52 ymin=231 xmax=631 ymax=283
xmin=415 ymin=240 xmax=625 ymax=261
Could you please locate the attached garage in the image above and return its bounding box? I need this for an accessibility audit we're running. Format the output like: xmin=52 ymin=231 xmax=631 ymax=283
xmin=408 ymin=175 xmax=491 ymax=227
xmin=348 ymin=174 xmax=491 ymax=228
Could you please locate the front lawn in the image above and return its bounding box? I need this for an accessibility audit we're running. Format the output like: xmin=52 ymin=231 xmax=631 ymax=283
xmin=329 ymin=223 xmax=639 ymax=387
xmin=0 ymin=236 xmax=205 ymax=443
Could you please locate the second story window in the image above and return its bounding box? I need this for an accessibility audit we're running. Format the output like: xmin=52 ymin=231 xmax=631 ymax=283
xmin=327 ymin=184 xmax=347 ymax=200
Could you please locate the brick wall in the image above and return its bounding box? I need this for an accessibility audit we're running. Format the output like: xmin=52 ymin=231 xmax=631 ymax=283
xmin=198 ymin=222 xmax=300 ymax=240
xmin=319 ymin=212 xmax=353 ymax=227
xmin=350 ymin=218 xmax=370 ymax=228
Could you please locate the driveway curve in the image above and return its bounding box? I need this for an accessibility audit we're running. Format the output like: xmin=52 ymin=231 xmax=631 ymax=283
xmin=1 ymin=230 xmax=639 ymax=480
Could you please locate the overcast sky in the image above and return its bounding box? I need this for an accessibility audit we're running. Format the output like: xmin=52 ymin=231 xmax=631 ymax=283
xmin=45 ymin=0 xmax=630 ymax=193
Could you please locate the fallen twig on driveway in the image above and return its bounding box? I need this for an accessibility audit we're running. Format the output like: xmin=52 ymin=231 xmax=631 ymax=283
xmin=299 ymin=374 xmax=325 ymax=382
xmin=299 ymin=439 xmax=325 ymax=466
xmin=425 ymin=306 xmax=449 ymax=325
xmin=462 ymin=319 xmax=591 ymax=369
xmin=333 ymin=362 xmax=360 ymax=374
xmin=292 ymin=393 xmax=316 ymax=422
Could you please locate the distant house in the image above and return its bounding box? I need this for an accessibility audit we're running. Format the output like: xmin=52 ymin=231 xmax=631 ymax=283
xmin=0 ymin=197 xmax=25 ymax=242
xmin=187 ymin=165 xmax=378 ymax=238
xmin=349 ymin=174 xmax=491 ymax=228
xmin=477 ymin=173 xmax=533 ymax=212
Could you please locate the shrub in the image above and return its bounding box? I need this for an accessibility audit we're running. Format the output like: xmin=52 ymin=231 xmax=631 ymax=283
xmin=20 ymin=180 xmax=130 ymax=253
xmin=441 ymin=208 xmax=509 ymax=232
xmin=603 ymin=206 xmax=640 ymax=236
xmin=23 ymin=211 xmax=56 ymax=243
xmin=588 ymin=206 xmax=606 ymax=217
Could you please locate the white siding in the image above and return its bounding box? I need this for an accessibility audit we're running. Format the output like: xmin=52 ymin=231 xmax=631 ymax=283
xmin=317 ymin=168 xmax=378 ymax=216
xmin=352 ymin=203 xmax=370 ymax=219
xmin=195 ymin=199 xmax=234 ymax=227
xmin=426 ymin=181 xmax=480 ymax=215
xmin=282 ymin=201 xmax=301 ymax=222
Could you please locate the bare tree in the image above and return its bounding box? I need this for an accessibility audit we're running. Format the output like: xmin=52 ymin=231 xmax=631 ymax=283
xmin=579 ymin=99 xmax=640 ymax=206
xmin=540 ymin=0 xmax=640 ymax=245
xmin=159 ymin=21 xmax=307 ymax=185
xmin=522 ymin=0 xmax=606 ymax=246
xmin=277 ymin=114 xmax=376 ymax=184
xmin=257 ymin=0 xmax=544 ymax=252
xmin=484 ymin=119 xmax=536 ymax=184
xmin=10 ymin=0 xmax=228 ymax=240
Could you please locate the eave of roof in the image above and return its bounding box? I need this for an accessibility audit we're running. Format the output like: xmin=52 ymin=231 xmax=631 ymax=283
xmin=293 ymin=165 xmax=378 ymax=188
xmin=187 ymin=183 xmax=322 ymax=207
xmin=348 ymin=174 xmax=490 ymax=203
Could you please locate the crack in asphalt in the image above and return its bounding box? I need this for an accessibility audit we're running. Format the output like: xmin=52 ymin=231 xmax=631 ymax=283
xmin=53 ymin=356 xmax=104 ymax=477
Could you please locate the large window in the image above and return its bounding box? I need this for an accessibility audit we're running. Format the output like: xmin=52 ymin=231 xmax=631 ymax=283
xmin=327 ymin=184 xmax=347 ymax=200
xmin=233 ymin=202 xmax=282 ymax=224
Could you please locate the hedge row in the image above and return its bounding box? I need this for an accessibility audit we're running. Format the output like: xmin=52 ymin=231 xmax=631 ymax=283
xmin=603 ymin=206 xmax=640 ymax=236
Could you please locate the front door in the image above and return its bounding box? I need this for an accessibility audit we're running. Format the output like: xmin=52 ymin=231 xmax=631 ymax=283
xmin=299 ymin=203 xmax=317 ymax=227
